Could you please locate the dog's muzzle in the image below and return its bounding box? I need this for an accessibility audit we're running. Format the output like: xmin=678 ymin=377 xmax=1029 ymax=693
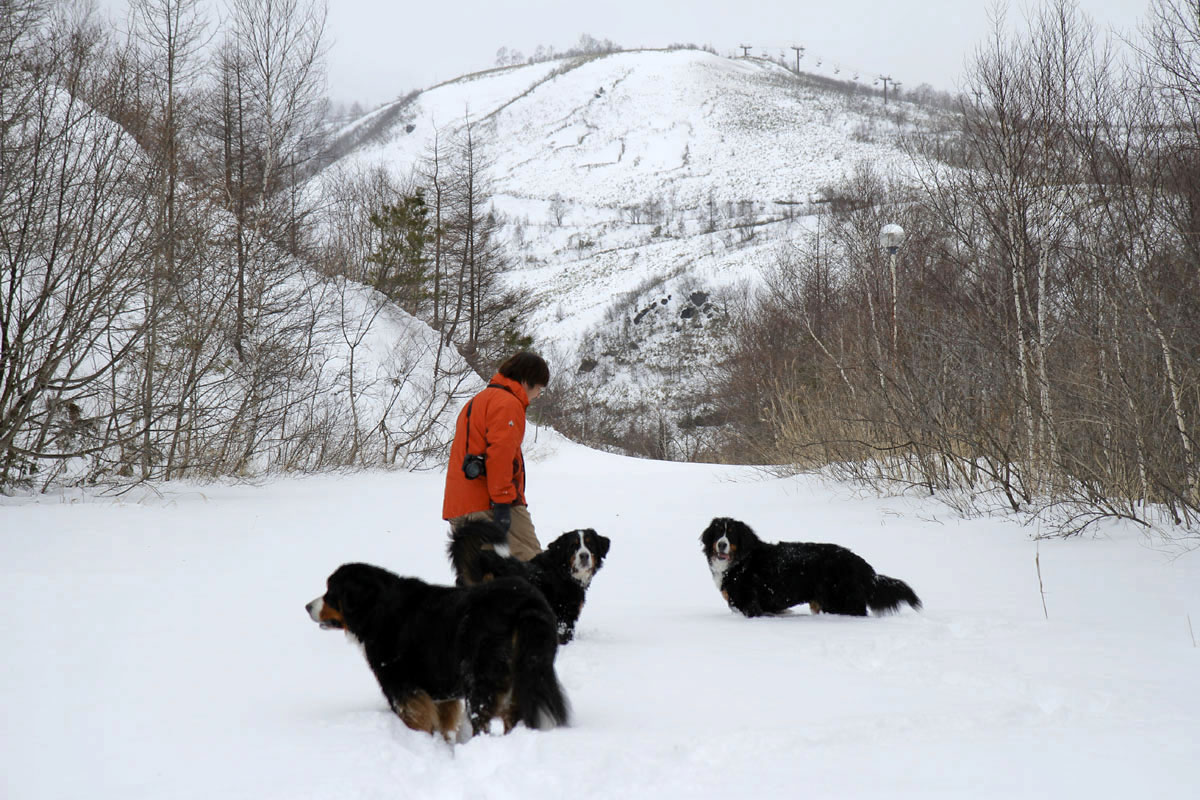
xmin=306 ymin=597 xmax=344 ymax=630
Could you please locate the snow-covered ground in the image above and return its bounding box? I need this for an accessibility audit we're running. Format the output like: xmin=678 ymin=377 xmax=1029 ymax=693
xmin=4 ymin=429 xmax=1198 ymax=799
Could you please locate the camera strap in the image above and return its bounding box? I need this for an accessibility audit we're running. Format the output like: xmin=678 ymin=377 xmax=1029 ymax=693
xmin=464 ymin=382 xmax=517 ymax=449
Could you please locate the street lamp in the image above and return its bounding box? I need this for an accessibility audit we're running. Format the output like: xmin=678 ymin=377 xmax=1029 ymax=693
xmin=880 ymin=224 xmax=905 ymax=350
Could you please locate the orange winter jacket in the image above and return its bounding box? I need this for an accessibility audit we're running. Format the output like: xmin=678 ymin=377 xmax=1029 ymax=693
xmin=442 ymin=373 xmax=530 ymax=519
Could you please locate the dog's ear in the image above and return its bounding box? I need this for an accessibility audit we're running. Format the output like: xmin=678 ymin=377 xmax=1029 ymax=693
xmin=546 ymin=534 xmax=572 ymax=555
xmin=730 ymin=519 xmax=757 ymax=543
xmin=328 ymin=576 xmax=369 ymax=619
xmin=325 ymin=585 xmax=347 ymax=617
xmin=589 ymin=530 xmax=611 ymax=558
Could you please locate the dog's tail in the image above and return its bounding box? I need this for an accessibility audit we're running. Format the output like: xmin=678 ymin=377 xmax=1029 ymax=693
xmin=446 ymin=519 xmax=510 ymax=586
xmin=868 ymin=574 xmax=922 ymax=614
xmin=512 ymin=604 xmax=571 ymax=730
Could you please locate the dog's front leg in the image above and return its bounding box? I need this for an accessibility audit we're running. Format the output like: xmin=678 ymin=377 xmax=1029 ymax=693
xmin=734 ymin=586 xmax=767 ymax=617
xmin=391 ymin=691 xmax=440 ymax=735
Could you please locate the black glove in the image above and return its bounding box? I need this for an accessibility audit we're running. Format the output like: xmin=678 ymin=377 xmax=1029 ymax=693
xmin=491 ymin=502 xmax=512 ymax=532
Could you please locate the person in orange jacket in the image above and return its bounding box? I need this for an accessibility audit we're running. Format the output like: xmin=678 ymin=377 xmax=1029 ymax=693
xmin=443 ymin=351 xmax=550 ymax=560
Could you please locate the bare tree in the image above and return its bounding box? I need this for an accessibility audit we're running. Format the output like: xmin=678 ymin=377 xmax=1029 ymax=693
xmin=221 ymin=0 xmax=328 ymax=356
xmin=126 ymin=0 xmax=210 ymax=478
xmin=418 ymin=129 xmax=448 ymax=330
xmin=313 ymin=164 xmax=408 ymax=283
xmin=1138 ymin=0 xmax=1200 ymax=507
xmin=548 ymin=193 xmax=567 ymax=226
xmin=713 ymin=0 xmax=1200 ymax=535
xmin=439 ymin=116 xmax=534 ymax=370
xmin=0 ymin=1 xmax=159 ymax=487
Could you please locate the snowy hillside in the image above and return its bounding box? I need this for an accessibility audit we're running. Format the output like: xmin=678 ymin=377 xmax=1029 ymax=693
xmin=4 ymin=432 xmax=1198 ymax=799
xmin=298 ymin=277 xmax=480 ymax=468
xmin=313 ymin=50 xmax=926 ymax=432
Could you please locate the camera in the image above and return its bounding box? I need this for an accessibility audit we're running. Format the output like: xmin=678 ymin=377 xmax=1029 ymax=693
xmin=462 ymin=453 xmax=486 ymax=480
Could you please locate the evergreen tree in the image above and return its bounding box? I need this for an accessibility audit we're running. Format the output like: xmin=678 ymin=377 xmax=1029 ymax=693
xmin=366 ymin=190 xmax=432 ymax=315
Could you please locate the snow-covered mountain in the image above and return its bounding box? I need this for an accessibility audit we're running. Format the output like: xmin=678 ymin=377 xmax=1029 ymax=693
xmin=312 ymin=49 xmax=930 ymax=443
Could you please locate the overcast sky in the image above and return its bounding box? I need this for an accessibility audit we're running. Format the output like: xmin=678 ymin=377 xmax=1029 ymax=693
xmin=96 ymin=0 xmax=1152 ymax=108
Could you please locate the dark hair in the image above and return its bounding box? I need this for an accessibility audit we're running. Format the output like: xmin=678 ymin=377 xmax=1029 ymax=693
xmin=498 ymin=351 xmax=550 ymax=387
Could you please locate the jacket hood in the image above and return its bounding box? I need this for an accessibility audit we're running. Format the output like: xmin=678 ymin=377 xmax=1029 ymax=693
xmin=489 ymin=373 xmax=529 ymax=408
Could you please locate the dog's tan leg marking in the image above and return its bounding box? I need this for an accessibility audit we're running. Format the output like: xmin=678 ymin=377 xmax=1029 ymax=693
xmin=436 ymin=699 xmax=464 ymax=742
xmin=809 ymin=601 xmax=822 ymax=614
xmin=396 ymin=692 xmax=438 ymax=734
xmin=497 ymin=687 xmax=517 ymax=733
xmin=498 ymin=630 xmax=519 ymax=732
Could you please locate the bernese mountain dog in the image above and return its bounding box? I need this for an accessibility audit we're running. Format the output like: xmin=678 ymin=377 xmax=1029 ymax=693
xmin=448 ymin=520 xmax=610 ymax=644
xmin=305 ymin=562 xmax=570 ymax=741
xmin=701 ymin=517 xmax=922 ymax=617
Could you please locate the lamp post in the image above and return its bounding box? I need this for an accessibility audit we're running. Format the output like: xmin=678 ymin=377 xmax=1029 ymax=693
xmin=880 ymin=224 xmax=905 ymax=350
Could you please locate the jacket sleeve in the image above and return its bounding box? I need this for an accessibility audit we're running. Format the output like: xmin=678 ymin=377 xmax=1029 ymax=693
xmin=483 ymin=394 xmax=525 ymax=504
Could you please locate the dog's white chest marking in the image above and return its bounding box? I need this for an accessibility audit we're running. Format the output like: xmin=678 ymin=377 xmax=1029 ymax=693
xmin=571 ymin=531 xmax=595 ymax=587
xmin=709 ymin=558 xmax=730 ymax=590
xmin=708 ymin=534 xmax=732 ymax=590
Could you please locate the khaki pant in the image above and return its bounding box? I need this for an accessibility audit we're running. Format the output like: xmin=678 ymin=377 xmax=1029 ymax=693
xmin=448 ymin=505 xmax=542 ymax=561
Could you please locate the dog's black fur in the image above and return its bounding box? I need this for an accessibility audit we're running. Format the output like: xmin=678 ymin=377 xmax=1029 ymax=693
xmin=448 ymin=520 xmax=610 ymax=644
xmin=700 ymin=517 xmax=921 ymax=617
xmin=306 ymin=562 xmax=569 ymax=740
